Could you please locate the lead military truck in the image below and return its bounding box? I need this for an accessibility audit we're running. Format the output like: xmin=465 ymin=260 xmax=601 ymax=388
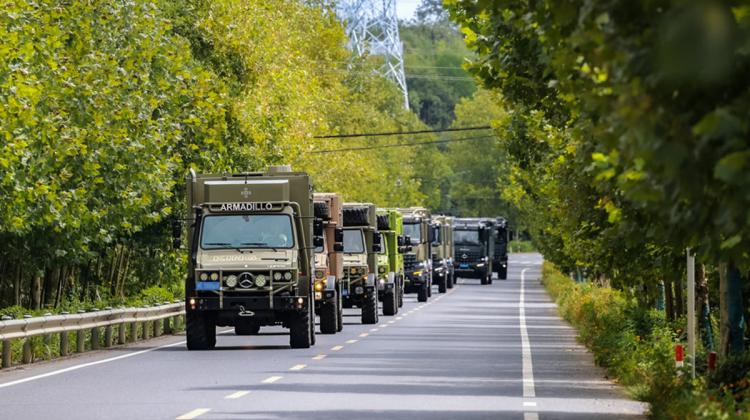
xmin=313 ymin=193 xmax=344 ymax=334
xmin=341 ymin=203 xmax=380 ymax=324
xmin=453 ymin=218 xmax=494 ymax=285
xmin=183 ymin=166 xmax=318 ymax=350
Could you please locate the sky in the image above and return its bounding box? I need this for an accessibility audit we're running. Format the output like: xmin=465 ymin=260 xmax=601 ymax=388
xmin=396 ymin=0 xmax=421 ymax=21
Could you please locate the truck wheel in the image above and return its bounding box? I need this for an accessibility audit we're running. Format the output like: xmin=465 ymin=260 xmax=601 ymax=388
xmin=320 ymin=302 xmax=338 ymax=334
xmin=343 ymin=207 xmax=369 ymax=226
xmin=488 ymin=272 xmax=494 ymax=285
xmin=417 ymin=284 xmax=428 ymax=302
xmin=362 ymin=292 xmax=379 ymax=324
xmin=336 ymin=290 xmax=344 ymax=331
xmin=234 ymin=323 xmax=260 ymax=336
xmin=314 ymin=202 xmax=330 ymax=219
xmin=290 ymin=309 xmax=313 ymax=349
xmin=383 ymin=290 xmax=397 ymax=316
xmin=438 ymin=275 xmax=447 ymax=293
xmin=480 ymin=270 xmax=488 ymax=285
xmin=427 ymin=280 xmax=432 ymax=297
xmin=446 ymin=272 xmax=454 ymax=289
xmin=398 ymin=286 xmax=404 ymax=307
xmin=499 ymin=266 xmax=508 ymax=280
xmin=186 ymin=312 xmax=216 ymax=350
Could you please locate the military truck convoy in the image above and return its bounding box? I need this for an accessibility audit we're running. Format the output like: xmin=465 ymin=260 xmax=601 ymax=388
xmin=180 ymin=166 xmax=509 ymax=350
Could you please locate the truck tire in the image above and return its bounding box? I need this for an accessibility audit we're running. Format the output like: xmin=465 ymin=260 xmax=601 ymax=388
xmin=417 ymin=283 xmax=428 ymax=302
xmin=398 ymin=285 xmax=404 ymax=307
xmin=480 ymin=270 xmax=489 ymax=285
xmin=438 ymin=274 xmax=447 ymax=293
xmin=234 ymin=323 xmax=260 ymax=336
xmin=314 ymin=202 xmax=330 ymax=219
xmin=446 ymin=272 xmax=454 ymax=289
xmin=336 ymin=288 xmax=344 ymax=332
xmin=427 ymin=281 xmax=432 ymax=297
xmin=361 ymin=291 xmax=379 ymax=324
xmin=499 ymin=266 xmax=507 ymax=280
xmin=343 ymin=207 xmax=369 ymax=226
xmin=376 ymin=214 xmax=391 ymax=230
xmin=383 ymin=290 xmax=397 ymax=316
xmin=488 ymin=272 xmax=493 ymax=285
xmin=290 ymin=309 xmax=313 ymax=349
xmin=186 ymin=312 xmax=216 ymax=350
xmin=319 ymin=302 xmax=338 ymax=334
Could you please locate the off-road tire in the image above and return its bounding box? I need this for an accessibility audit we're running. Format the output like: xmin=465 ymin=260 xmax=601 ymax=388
xmin=319 ymin=302 xmax=338 ymax=334
xmin=428 ymin=281 xmax=432 ymax=297
xmin=186 ymin=312 xmax=216 ymax=350
xmin=383 ymin=290 xmax=397 ymax=316
xmin=234 ymin=323 xmax=260 ymax=336
xmin=343 ymin=207 xmax=369 ymax=226
xmin=417 ymin=283 xmax=428 ymax=302
xmin=438 ymin=275 xmax=447 ymax=293
xmin=446 ymin=272 xmax=454 ymax=289
xmin=361 ymin=291 xmax=379 ymax=324
xmin=498 ymin=266 xmax=507 ymax=280
xmin=289 ymin=309 xmax=313 ymax=349
xmin=398 ymin=285 xmax=404 ymax=307
xmin=376 ymin=214 xmax=391 ymax=230
xmin=480 ymin=270 xmax=489 ymax=285
xmin=314 ymin=202 xmax=330 ymax=219
xmin=336 ymin=288 xmax=344 ymax=331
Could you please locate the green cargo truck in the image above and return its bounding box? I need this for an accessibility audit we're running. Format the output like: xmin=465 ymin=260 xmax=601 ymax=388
xmin=182 ymin=166 xmax=318 ymax=350
xmin=341 ymin=203 xmax=380 ymax=324
xmin=313 ymin=193 xmax=345 ymax=334
xmin=376 ymin=209 xmax=406 ymax=316
xmin=399 ymin=207 xmax=432 ymax=302
xmin=431 ymin=215 xmax=455 ymax=293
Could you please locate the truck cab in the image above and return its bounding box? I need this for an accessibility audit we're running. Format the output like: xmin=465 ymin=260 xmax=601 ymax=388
xmin=399 ymin=207 xmax=432 ymax=302
xmin=313 ymin=193 xmax=344 ymax=334
xmin=376 ymin=209 xmax=406 ymax=316
xmin=342 ymin=203 xmax=380 ymax=325
xmin=184 ymin=166 xmax=317 ymax=350
xmin=453 ymin=218 xmax=494 ymax=285
xmin=431 ymin=215 xmax=455 ymax=293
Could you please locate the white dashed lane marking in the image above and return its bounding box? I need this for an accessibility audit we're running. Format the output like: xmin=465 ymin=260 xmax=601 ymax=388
xmin=224 ymin=391 xmax=250 ymax=400
xmin=261 ymin=376 xmax=283 ymax=384
xmin=176 ymin=408 xmax=211 ymax=419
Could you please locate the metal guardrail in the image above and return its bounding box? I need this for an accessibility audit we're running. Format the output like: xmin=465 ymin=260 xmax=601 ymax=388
xmin=0 ymin=302 xmax=185 ymax=369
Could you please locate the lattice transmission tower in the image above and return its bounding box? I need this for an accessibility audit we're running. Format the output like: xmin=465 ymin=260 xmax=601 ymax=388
xmin=337 ymin=0 xmax=409 ymax=109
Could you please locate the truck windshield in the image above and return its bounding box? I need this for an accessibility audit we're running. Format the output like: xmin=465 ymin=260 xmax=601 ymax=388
xmin=201 ymin=214 xmax=294 ymax=249
xmin=403 ymin=223 xmax=421 ymax=244
xmin=454 ymin=230 xmax=480 ymax=244
xmin=343 ymin=229 xmax=365 ymax=254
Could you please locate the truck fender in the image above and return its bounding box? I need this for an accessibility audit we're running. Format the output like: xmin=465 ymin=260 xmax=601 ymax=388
xmin=325 ymin=275 xmax=337 ymax=291
xmin=366 ymin=273 xmax=377 ymax=287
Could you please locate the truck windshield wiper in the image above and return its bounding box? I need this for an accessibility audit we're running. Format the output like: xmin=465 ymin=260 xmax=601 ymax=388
xmin=240 ymin=242 xmax=278 ymax=252
xmin=204 ymin=242 xmax=231 ymax=246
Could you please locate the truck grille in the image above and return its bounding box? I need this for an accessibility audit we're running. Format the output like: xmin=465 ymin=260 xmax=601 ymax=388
xmin=404 ymin=254 xmax=417 ymax=270
xmin=456 ymin=251 xmax=481 ymax=262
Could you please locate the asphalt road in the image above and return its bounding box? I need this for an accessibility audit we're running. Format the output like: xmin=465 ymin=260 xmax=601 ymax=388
xmin=0 ymin=253 xmax=647 ymax=419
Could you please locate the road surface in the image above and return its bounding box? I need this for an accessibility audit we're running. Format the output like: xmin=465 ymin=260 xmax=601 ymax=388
xmin=0 ymin=253 xmax=647 ymax=419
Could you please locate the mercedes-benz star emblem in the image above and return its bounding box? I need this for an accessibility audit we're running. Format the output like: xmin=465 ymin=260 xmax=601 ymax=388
xmin=238 ymin=272 xmax=254 ymax=288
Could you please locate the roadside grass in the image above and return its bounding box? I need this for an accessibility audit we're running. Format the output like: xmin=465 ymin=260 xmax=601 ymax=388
xmin=541 ymin=262 xmax=748 ymax=419
xmin=509 ymin=240 xmax=536 ymax=253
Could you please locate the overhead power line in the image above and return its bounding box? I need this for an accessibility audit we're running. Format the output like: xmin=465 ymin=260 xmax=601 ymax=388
xmin=313 ymin=125 xmax=492 ymax=139
xmin=311 ymin=134 xmax=496 ymax=154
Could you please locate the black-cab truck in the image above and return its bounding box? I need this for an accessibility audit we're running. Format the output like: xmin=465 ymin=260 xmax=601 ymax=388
xmin=493 ymin=217 xmax=509 ymax=280
xmin=431 ymin=215 xmax=455 ymax=293
xmin=399 ymin=207 xmax=432 ymax=302
xmin=313 ymin=193 xmax=344 ymax=334
xmin=453 ymin=218 xmax=494 ymax=285
xmin=341 ymin=203 xmax=380 ymax=325
xmin=183 ymin=166 xmax=318 ymax=350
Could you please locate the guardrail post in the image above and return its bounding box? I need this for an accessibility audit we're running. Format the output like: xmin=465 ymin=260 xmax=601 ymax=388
xmin=103 ymin=307 xmax=113 ymax=348
xmin=2 ymin=340 xmax=11 ymax=368
xmin=142 ymin=320 xmax=150 ymax=340
xmin=60 ymin=312 xmax=69 ymax=356
xmin=77 ymin=310 xmax=86 ymax=353
xmin=164 ymin=317 xmax=172 ymax=335
xmin=22 ymin=339 xmax=32 ymax=364
xmin=154 ymin=319 xmax=162 ymax=337
xmin=118 ymin=322 xmax=126 ymax=345
xmin=90 ymin=309 xmax=100 ymax=350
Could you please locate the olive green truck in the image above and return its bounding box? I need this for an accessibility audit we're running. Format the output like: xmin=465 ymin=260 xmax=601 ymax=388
xmin=313 ymin=193 xmax=344 ymax=334
xmin=341 ymin=203 xmax=380 ymax=324
xmin=183 ymin=166 xmax=318 ymax=350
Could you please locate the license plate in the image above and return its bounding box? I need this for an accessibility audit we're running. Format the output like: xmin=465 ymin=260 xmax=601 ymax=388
xmin=196 ymin=281 xmax=220 ymax=291
xmin=459 ymin=263 xmax=469 ymax=269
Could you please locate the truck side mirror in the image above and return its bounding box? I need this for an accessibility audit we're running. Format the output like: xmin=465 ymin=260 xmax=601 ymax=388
xmin=313 ymin=219 xmax=323 ymax=236
xmin=398 ymin=246 xmax=408 ymax=254
xmin=313 ymin=236 xmax=324 ymax=247
xmin=334 ymin=228 xmax=344 ymax=243
xmin=397 ymin=235 xmax=405 ymax=246
xmin=373 ymin=244 xmax=382 ymax=253
xmin=333 ymin=243 xmax=344 ymax=252
xmin=428 ymin=226 xmax=436 ymax=243
xmin=171 ymin=220 xmax=182 ymax=239
xmin=404 ymin=235 xmax=412 ymax=245
xmin=373 ymin=233 xmax=382 ymax=245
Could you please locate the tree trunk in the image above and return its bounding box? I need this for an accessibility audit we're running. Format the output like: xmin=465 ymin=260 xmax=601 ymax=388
xmin=14 ymin=264 xmax=22 ymax=306
xmin=31 ymin=271 xmax=43 ymax=310
xmin=695 ymin=264 xmax=714 ymax=351
xmin=720 ymin=262 xmax=745 ymax=357
xmin=674 ymin=274 xmax=684 ymax=318
xmin=665 ymin=278 xmax=675 ymax=321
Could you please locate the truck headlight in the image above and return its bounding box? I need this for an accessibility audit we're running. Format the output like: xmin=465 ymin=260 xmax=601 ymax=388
xmin=315 ymin=270 xmax=325 ymax=279
xmin=378 ymin=266 xmax=386 ymax=274
xmin=199 ymin=272 xmax=208 ymax=281
xmin=273 ymin=272 xmax=282 ymax=281
xmin=255 ymin=274 xmax=267 ymax=287
xmin=414 ymin=270 xmax=423 ymax=276
xmin=314 ymin=282 xmax=324 ymax=292
xmin=210 ymin=272 xmax=219 ymax=281
xmin=225 ymin=275 xmax=238 ymax=288
xmin=350 ymin=267 xmax=358 ymax=275
xmin=283 ymin=271 xmax=293 ymax=281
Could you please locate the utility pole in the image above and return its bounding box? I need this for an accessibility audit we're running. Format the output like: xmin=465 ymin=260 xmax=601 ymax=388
xmin=337 ymin=0 xmax=409 ymax=109
xmin=687 ymin=248 xmax=696 ymax=379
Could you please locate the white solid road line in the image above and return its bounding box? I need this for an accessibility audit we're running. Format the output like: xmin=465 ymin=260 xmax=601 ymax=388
xmin=289 ymin=364 xmax=306 ymax=371
xmin=520 ymin=267 xmax=539 ymax=420
xmin=0 ymin=340 xmax=185 ymax=389
xmin=224 ymin=391 xmax=251 ymax=399
xmin=176 ymin=408 xmax=211 ymax=419
xmin=261 ymin=376 xmax=283 ymax=384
